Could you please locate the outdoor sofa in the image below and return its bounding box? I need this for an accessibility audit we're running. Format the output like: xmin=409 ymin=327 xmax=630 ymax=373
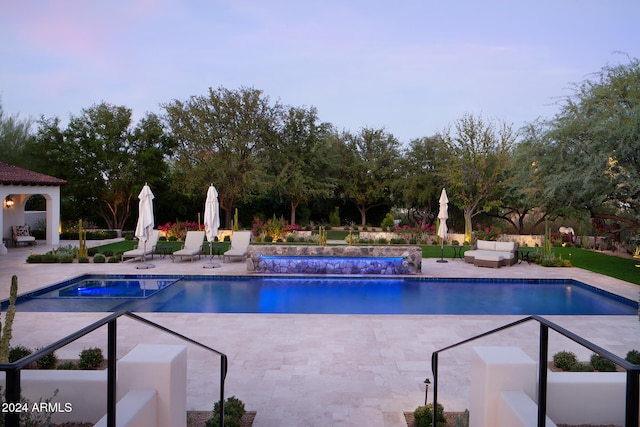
xmin=463 ymin=239 xmax=518 ymax=268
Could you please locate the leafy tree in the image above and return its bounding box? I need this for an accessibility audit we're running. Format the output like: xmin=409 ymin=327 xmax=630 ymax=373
xmin=342 ymin=128 xmax=402 ymax=226
xmin=30 ymin=103 xmax=172 ymax=229
xmin=440 ymin=113 xmax=516 ymax=243
xmin=264 ymin=106 xmax=338 ymax=225
xmin=164 ymin=86 xmax=280 ymax=228
xmin=395 ymin=136 xmax=446 ymax=228
xmin=0 ymin=100 xmax=33 ymax=167
xmin=536 ymin=57 xmax=640 ymax=232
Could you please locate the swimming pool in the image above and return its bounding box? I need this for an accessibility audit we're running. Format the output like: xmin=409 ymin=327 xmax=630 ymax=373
xmin=5 ymin=274 xmax=637 ymax=315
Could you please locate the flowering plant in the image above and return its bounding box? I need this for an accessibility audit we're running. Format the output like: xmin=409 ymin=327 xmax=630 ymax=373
xmin=473 ymin=224 xmax=503 ymax=241
xmin=395 ymin=223 xmax=435 ymax=243
xmin=158 ymin=220 xmax=202 ymax=240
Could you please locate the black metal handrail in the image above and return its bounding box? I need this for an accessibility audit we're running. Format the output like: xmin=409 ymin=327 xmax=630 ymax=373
xmin=0 ymin=310 xmax=228 ymax=427
xmin=430 ymin=315 xmax=639 ymax=427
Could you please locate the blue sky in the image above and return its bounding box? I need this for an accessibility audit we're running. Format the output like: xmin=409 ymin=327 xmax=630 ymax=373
xmin=1 ymin=0 xmax=639 ymax=143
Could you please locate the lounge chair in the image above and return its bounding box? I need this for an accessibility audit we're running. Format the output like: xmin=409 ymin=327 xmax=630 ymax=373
xmin=123 ymin=230 xmax=160 ymax=261
xmin=222 ymin=231 xmax=252 ymax=263
xmin=172 ymin=231 xmax=205 ymax=262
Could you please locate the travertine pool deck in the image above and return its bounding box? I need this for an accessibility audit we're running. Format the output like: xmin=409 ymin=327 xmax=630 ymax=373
xmin=0 ymin=241 xmax=638 ymax=426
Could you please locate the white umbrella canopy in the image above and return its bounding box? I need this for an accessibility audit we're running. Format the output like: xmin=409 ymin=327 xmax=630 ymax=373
xmin=437 ymin=188 xmax=449 ymax=241
xmin=436 ymin=188 xmax=449 ymax=263
xmin=203 ymin=184 xmax=221 ymax=268
xmin=204 ymin=184 xmax=220 ymax=243
xmin=135 ymin=183 xmax=155 ymax=268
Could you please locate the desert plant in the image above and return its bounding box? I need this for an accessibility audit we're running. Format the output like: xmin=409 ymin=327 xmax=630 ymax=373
xmin=380 ymin=213 xmax=395 ymax=230
xmin=553 ymin=350 xmax=578 ymax=371
xmin=57 ymin=361 xmax=78 ymax=370
xmin=413 ymin=403 xmax=446 ymax=427
xmin=206 ymin=396 xmax=246 ymax=427
xmin=0 ymin=275 xmax=19 ymax=363
xmin=8 ymin=345 xmax=32 ymax=363
xmin=34 ymin=348 xmax=58 ymax=369
xmin=93 ymin=253 xmax=106 ymax=263
xmin=569 ymin=362 xmax=594 ymax=372
xmin=626 ymin=349 xmax=640 ymax=365
xmin=590 ymin=353 xmax=617 ymax=372
xmin=78 ymin=347 xmax=104 ymax=369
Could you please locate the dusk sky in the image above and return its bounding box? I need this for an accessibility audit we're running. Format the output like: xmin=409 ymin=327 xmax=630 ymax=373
xmin=2 ymin=0 xmax=639 ymax=143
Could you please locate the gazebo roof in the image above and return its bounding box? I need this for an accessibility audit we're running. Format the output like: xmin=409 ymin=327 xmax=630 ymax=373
xmin=0 ymin=162 xmax=67 ymax=186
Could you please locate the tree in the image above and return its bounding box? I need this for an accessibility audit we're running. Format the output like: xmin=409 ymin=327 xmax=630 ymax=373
xmin=536 ymin=57 xmax=640 ymax=233
xmin=342 ymin=128 xmax=401 ymax=226
xmin=30 ymin=103 xmax=172 ymax=229
xmin=0 ymin=101 xmax=33 ymax=168
xmin=265 ymin=106 xmax=338 ymax=225
xmin=164 ymin=86 xmax=280 ymax=228
xmin=440 ymin=113 xmax=516 ymax=243
xmin=395 ymin=136 xmax=446 ymax=228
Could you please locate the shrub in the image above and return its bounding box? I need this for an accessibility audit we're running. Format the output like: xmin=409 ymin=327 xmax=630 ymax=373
xmin=380 ymin=213 xmax=395 ymax=230
xmin=93 ymin=254 xmax=106 ymax=263
xmin=286 ymin=235 xmax=297 ymax=243
xmin=9 ymin=345 xmax=33 ymax=362
xmin=413 ymin=403 xmax=446 ymax=427
xmin=107 ymin=256 xmax=120 ymax=263
xmin=390 ymin=238 xmax=405 ymax=244
xmin=224 ymin=235 xmax=231 ymax=242
xmin=553 ymin=350 xmax=578 ymax=371
xmin=377 ymin=237 xmax=388 ymax=245
xmin=590 ymin=354 xmax=617 ymax=372
xmin=206 ymin=396 xmax=246 ymax=427
xmin=103 ymin=249 xmax=114 ymax=257
xmin=78 ymin=256 xmax=90 ymax=263
xmin=57 ymin=361 xmax=78 ymax=370
xmin=124 ymin=234 xmax=134 ymax=241
xmin=264 ymin=235 xmax=273 ymax=242
xmin=35 ymin=349 xmax=58 ymax=369
xmin=59 ymin=255 xmax=73 ymax=263
xmin=328 ymin=207 xmax=341 ymax=227
xmin=569 ymin=362 xmax=594 ymax=372
xmin=626 ymin=349 xmax=640 ymax=365
xmin=87 ymin=247 xmax=98 ymax=256
xmin=78 ymin=347 xmax=104 ymax=370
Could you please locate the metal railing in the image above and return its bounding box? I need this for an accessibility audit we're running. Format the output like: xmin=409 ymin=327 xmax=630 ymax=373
xmin=0 ymin=310 xmax=228 ymax=427
xmin=431 ymin=315 xmax=640 ymax=427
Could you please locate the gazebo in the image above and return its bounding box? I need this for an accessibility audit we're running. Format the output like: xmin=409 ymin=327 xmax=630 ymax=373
xmin=0 ymin=162 xmax=67 ymax=249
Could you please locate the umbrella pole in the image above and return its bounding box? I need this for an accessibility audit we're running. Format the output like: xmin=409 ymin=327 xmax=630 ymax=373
xmin=203 ymin=239 xmax=220 ymax=269
xmin=437 ymin=240 xmax=448 ymax=263
xmin=136 ymin=240 xmax=155 ymax=269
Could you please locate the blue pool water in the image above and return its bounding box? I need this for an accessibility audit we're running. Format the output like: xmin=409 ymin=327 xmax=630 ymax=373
xmin=5 ymin=275 xmax=637 ymax=315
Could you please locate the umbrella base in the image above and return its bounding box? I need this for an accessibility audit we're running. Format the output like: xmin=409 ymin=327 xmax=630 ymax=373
xmin=136 ymin=263 xmax=156 ymax=269
xmin=436 ymin=259 xmax=448 ymax=263
xmin=203 ymin=262 xmax=221 ymax=269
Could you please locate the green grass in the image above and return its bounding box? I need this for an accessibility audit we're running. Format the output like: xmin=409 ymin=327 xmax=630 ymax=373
xmin=546 ymin=247 xmax=640 ymax=286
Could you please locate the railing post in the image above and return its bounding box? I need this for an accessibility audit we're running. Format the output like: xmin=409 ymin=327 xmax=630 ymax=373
xmin=220 ymin=354 xmax=228 ymax=427
xmin=107 ymin=318 xmax=117 ymax=427
xmin=625 ymin=369 xmax=639 ymax=427
xmin=537 ymin=323 xmax=548 ymax=427
xmin=5 ymin=368 xmax=20 ymax=427
xmin=431 ymin=352 xmax=439 ymax=427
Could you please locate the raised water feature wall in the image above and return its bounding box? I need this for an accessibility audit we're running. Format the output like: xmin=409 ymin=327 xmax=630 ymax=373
xmin=246 ymin=245 xmax=422 ymax=274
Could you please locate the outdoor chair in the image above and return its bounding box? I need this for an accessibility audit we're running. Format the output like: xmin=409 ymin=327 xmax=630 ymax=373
xmin=122 ymin=230 xmax=160 ymax=261
xmin=12 ymin=225 xmax=36 ymax=247
xmin=172 ymin=230 xmax=205 ymax=262
xmin=222 ymin=231 xmax=252 ymax=263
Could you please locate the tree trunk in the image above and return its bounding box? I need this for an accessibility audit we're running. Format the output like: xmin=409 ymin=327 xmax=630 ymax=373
xmin=290 ymin=200 xmax=298 ymax=225
xmin=464 ymin=208 xmax=473 ymax=244
xmin=358 ymin=206 xmax=367 ymax=226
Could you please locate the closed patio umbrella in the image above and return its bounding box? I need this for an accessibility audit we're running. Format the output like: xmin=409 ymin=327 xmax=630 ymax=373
xmin=203 ymin=184 xmax=221 ymax=268
xmin=135 ymin=183 xmax=155 ymax=269
xmin=436 ymin=188 xmax=449 ymax=263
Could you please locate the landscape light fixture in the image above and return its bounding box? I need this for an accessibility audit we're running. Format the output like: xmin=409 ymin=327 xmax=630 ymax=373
xmin=424 ymin=378 xmax=430 ymax=406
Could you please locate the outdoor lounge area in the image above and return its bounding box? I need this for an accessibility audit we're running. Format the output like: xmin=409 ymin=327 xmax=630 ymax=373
xmin=0 ymin=240 xmax=638 ymax=426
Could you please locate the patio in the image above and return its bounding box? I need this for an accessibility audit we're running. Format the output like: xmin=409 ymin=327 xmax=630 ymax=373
xmin=0 ymin=241 xmax=638 ymax=426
